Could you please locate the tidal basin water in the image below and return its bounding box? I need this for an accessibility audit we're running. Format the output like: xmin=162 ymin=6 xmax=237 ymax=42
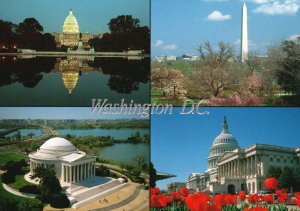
xmin=57 ymin=128 xmax=149 ymax=139
xmin=98 ymin=143 xmax=149 ymax=164
xmin=0 ymin=56 xmax=149 ymax=106
xmin=5 ymin=129 xmax=42 ymax=138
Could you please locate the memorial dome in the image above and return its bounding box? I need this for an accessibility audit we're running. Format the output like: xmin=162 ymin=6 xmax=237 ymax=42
xmin=63 ymin=9 xmax=79 ymax=33
xmin=40 ymin=137 xmax=77 ymax=152
xmin=30 ymin=137 xmax=78 ymax=159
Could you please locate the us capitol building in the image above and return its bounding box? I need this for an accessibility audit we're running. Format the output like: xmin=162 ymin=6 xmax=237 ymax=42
xmin=52 ymin=9 xmax=102 ymax=48
xmin=187 ymin=118 xmax=300 ymax=194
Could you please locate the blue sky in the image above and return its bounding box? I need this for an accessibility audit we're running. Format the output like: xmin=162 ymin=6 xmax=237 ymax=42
xmin=151 ymin=0 xmax=300 ymax=56
xmin=0 ymin=0 xmax=149 ymax=34
xmin=151 ymin=107 xmax=300 ymax=190
xmin=0 ymin=107 xmax=147 ymax=120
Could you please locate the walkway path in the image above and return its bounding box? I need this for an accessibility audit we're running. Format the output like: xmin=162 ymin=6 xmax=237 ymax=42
xmin=89 ymin=185 xmax=143 ymax=211
xmin=45 ymin=182 xmax=149 ymax=211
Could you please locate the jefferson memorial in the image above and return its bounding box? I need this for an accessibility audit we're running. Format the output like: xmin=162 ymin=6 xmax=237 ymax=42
xmin=187 ymin=118 xmax=300 ymax=194
xmin=28 ymin=137 xmax=128 ymax=208
xmin=29 ymin=137 xmax=96 ymax=185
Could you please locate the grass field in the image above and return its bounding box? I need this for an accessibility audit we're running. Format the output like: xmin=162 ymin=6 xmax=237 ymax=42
xmin=0 ymin=152 xmax=28 ymax=165
xmin=0 ymin=175 xmax=30 ymax=201
xmin=8 ymin=174 xmax=32 ymax=190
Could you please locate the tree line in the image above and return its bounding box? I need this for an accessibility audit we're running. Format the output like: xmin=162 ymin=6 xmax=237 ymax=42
xmin=0 ymin=15 xmax=149 ymax=53
xmin=0 ymin=18 xmax=56 ymax=51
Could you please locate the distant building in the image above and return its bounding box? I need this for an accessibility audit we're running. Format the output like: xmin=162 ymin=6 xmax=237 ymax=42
xmin=167 ymin=182 xmax=187 ymax=193
xmin=52 ymin=9 xmax=102 ymax=48
xmin=187 ymin=118 xmax=300 ymax=194
xmin=153 ymin=56 xmax=166 ymax=63
xmin=166 ymin=55 xmax=177 ymax=61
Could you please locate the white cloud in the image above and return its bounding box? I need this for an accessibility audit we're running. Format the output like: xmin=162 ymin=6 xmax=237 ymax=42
xmin=234 ymin=39 xmax=241 ymax=46
xmin=207 ymin=10 xmax=231 ymax=21
xmin=288 ymin=34 xmax=300 ymax=41
xmin=153 ymin=40 xmax=164 ymax=47
xmin=248 ymin=0 xmax=271 ymax=4
xmin=252 ymin=0 xmax=300 ymax=15
xmin=162 ymin=44 xmax=178 ymax=50
xmin=153 ymin=40 xmax=177 ymax=51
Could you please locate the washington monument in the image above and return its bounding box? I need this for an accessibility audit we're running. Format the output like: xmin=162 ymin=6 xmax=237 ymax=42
xmin=241 ymin=2 xmax=248 ymax=62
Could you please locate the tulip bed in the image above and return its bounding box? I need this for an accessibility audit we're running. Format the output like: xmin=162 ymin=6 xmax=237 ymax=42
xmin=150 ymin=178 xmax=300 ymax=211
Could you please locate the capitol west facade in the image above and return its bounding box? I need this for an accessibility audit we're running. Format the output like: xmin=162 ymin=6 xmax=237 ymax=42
xmin=52 ymin=9 xmax=102 ymax=48
xmin=187 ymin=118 xmax=300 ymax=194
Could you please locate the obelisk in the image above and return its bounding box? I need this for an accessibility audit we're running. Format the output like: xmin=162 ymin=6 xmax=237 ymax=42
xmin=241 ymin=2 xmax=248 ymax=62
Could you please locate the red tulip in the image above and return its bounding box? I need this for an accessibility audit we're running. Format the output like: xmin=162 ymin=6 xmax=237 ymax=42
xmin=213 ymin=194 xmax=226 ymax=208
xmin=248 ymin=193 xmax=259 ymax=204
xmin=295 ymin=192 xmax=300 ymax=200
xmin=185 ymin=192 xmax=216 ymax=211
xmin=243 ymin=207 xmax=268 ymax=211
xmin=263 ymin=194 xmax=273 ymax=204
xmin=296 ymin=198 xmax=300 ymax=207
xmin=171 ymin=191 xmax=181 ymax=200
xmin=238 ymin=191 xmax=246 ymax=201
xmin=179 ymin=187 xmax=190 ymax=197
xmin=276 ymin=189 xmax=288 ymax=203
xmin=150 ymin=187 xmax=160 ymax=196
xmin=185 ymin=193 xmax=208 ymax=211
xmin=264 ymin=177 xmax=278 ymax=190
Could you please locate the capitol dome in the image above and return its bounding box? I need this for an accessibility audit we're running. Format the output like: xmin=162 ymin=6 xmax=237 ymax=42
xmin=63 ymin=9 xmax=79 ymax=33
xmin=62 ymin=71 xmax=79 ymax=95
xmin=207 ymin=117 xmax=239 ymax=171
xmin=30 ymin=137 xmax=80 ymax=159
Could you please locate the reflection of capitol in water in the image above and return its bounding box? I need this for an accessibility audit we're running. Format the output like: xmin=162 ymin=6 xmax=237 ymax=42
xmin=54 ymin=58 xmax=98 ymax=95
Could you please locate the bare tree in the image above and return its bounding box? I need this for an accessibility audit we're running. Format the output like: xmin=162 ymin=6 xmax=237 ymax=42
xmin=133 ymin=155 xmax=145 ymax=169
xmin=244 ymin=51 xmax=261 ymax=73
xmin=198 ymin=42 xmax=235 ymax=68
xmin=187 ymin=42 xmax=240 ymax=98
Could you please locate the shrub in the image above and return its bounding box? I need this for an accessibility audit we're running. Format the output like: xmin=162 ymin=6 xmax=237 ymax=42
xmin=96 ymin=165 xmax=110 ymax=177
xmin=131 ymin=168 xmax=141 ymax=177
xmin=2 ymin=171 xmax=16 ymax=184
xmin=19 ymin=185 xmax=40 ymax=194
xmin=18 ymin=199 xmax=44 ymax=211
xmin=50 ymin=193 xmax=70 ymax=208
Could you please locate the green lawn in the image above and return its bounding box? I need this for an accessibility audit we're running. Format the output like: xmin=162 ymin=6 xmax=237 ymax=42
xmin=0 ymin=152 xmax=28 ymax=165
xmin=0 ymin=175 xmax=39 ymax=201
xmin=8 ymin=174 xmax=33 ymax=190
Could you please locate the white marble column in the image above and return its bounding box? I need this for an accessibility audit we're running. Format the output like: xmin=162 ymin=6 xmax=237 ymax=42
xmin=254 ymin=155 xmax=257 ymax=175
xmin=93 ymin=162 xmax=95 ymax=176
xmin=77 ymin=165 xmax=79 ymax=182
xmin=247 ymin=158 xmax=249 ymax=175
xmin=30 ymin=161 xmax=33 ymax=174
xmin=72 ymin=166 xmax=75 ymax=183
xmin=80 ymin=164 xmax=83 ymax=180
xmin=66 ymin=166 xmax=69 ymax=182
xmin=251 ymin=156 xmax=253 ymax=176
xmin=61 ymin=165 xmax=64 ymax=182
xmin=226 ymin=163 xmax=228 ymax=177
xmin=233 ymin=160 xmax=236 ymax=177
xmin=83 ymin=163 xmax=86 ymax=179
